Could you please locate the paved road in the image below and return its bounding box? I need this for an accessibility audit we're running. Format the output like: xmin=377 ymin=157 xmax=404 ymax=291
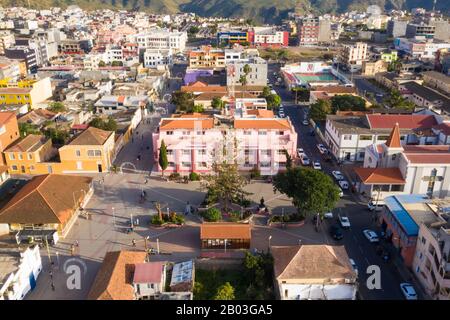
xmin=354 ymin=77 xmax=387 ymax=104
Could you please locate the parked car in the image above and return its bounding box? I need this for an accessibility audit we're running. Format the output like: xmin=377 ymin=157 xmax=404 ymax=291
xmin=338 ymin=180 xmax=349 ymax=190
xmin=332 ymin=170 xmax=345 ymax=180
xmin=302 ymin=119 xmax=309 ymax=126
xmin=324 ymin=212 xmax=333 ymax=219
xmin=297 ymin=148 xmax=304 ymax=157
xmin=338 ymin=214 xmax=351 ymax=228
xmin=301 ymin=154 xmax=310 ymax=166
xmin=349 ymin=258 xmax=358 ymax=276
xmin=368 ymin=200 xmax=385 ymax=211
xmin=363 ymin=229 xmax=379 ymax=243
xmin=400 ymin=283 xmax=418 ymax=300
xmin=313 ymin=160 xmax=322 ymax=170
xmin=317 ymin=144 xmax=328 ymax=154
xmin=329 ymin=225 xmax=344 ymax=240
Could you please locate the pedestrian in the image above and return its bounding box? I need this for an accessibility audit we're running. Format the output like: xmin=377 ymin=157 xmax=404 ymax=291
xmin=74 ymin=240 xmax=79 ymax=247
xmin=132 ymin=239 xmax=136 ymax=247
xmin=51 ymin=283 xmax=55 ymax=291
xmin=144 ymin=178 xmax=148 ymax=184
xmin=70 ymin=244 xmax=75 ymax=256
xmin=136 ymin=218 xmax=139 ymax=226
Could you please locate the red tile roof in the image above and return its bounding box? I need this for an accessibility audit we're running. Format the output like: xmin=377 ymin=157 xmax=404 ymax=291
xmin=366 ymin=114 xmax=437 ymax=130
xmin=403 ymin=145 xmax=450 ymax=164
xmin=160 ymin=118 xmax=214 ymax=130
xmin=433 ymin=123 xmax=450 ymax=136
xmin=133 ymin=262 xmax=164 ymax=284
xmin=354 ymin=167 xmax=406 ymax=184
xmin=234 ymin=119 xmax=292 ymax=130
xmin=200 ymin=223 xmax=251 ymax=240
xmin=0 ymin=111 xmax=16 ymax=125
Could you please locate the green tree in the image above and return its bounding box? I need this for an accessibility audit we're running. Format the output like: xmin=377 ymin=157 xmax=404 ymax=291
xmin=171 ymin=91 xmax=194 ymax=112
xmin=89 ymin=117 xmax=117 ymax=131
xmin=214 ymin=282 xmax=235 ymax=300
xmin=111 ymin=60 xmax=123 ymax=67
xmin=211 ymin=97 xmax=225 ymax=110
xmin=159 ymin=139 xmax=168 ymax=177
xmin=48 ymin=101 xmax=66 ymax=113
xmin=383 ymin=89 xmax=415 ymax=111
xmin=266 ymin=94 xmax=281 ymax=110
xmin=243 ymin=251 xmax=274 ymax=299
xmin=331 ymin=95 xmax=366 ymax=113
xmin=192 ymin=104 xmax=204 ymax=113
xmin=283 ymin=149 xmax=293 ymax=169
xmin=272 ymin=167 xmax=340 ymax=218
xmin=201 ymin=162 xmax=251 ymax=212
xmin=18 ymin=122 xmax=40 ymax=137
xmin=202 ymin=207 xmax=221 ymax=222
xmin=277 ymin=49 xmax=288 ymax=63
xmin=98 ymin=60 xmax=106 ymax=67
xmin=310 ymin=99 xmax=332 ymax=122
xmin=44 ymin=127 xmax=69 ymax=145
xmin=188 ymin=26 xmax=200 ymax=35
xmin=261 ymin=86 xmax=271 ymax=98
xmin=292 ymin=87 xmax=310 ymax=103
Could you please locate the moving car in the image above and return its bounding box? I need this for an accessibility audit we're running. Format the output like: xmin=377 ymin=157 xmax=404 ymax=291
xmin=313 ymin=160 xmax=322 ymax=170
xmin=329 ymin=225 xmax=344 ymax=240
xmin=338 ymin=214 xmax=351 ymax=228
xmin=363 ymin=229 xmax=379 ymax=243
xmin=332 ymin=170 xmax=344 ymax=181
xmin=302 ymin=119 xmax=309 ymax=126
xmin=297 ymin=148 xmax=304 ymax=157
xmin=300 ymin=154 xmax=310 ymax=166
xmin=400 ymin=283 xmax=418 ymax=300
xmin=338 ymin=180 xmax=349 ymax=190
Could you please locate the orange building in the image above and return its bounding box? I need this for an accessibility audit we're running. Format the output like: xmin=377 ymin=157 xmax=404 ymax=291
xmin=0 ymin=111 xmax=20 ymax=165
xmin=189 ymin=46 xmax=225 ymax=70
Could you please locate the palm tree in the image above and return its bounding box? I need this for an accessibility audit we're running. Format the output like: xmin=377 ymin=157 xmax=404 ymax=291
xmin=239 ymin=64 xmax=251 ymax=100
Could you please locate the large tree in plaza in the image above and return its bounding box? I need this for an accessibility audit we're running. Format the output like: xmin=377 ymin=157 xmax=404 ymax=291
xmin=310 ymin=99 xmax=332 ymax=122
xmin=272 ymin=167 xmax=340 ymax=218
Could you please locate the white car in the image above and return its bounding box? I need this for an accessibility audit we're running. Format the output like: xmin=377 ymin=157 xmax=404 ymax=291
xmin=332 ymin=170 xmax=345 ymax=181
xmin=279 ymin=112 xmax=285 ymax=118
xmin=349 ymin=258 xmax=358 ymax=276
xmin=324 ymin=212 xmax=333 ymax=219
xmin=302 ymin=119 xmax=309 ymax=126
xmin=400 ymin=283 xmax=418 ymax=300
xmin=338 ymin=180 xmax=349 ymax=190
xmin=339 ymin=214 xmax=351 ymax=228
xmin=317 ymin=144 xmax=327 ymax=154
xmin=297 ymin=148 xmax=304 ymax=157
xmin=363 ymin=229 xmax=379 ymax=243
xmin=301 ymin=154 xmax=310 ymax=166
xmin=313 ymin=160 xmax=321 ymax=170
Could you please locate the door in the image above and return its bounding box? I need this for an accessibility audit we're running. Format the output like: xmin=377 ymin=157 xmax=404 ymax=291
xmin=21 ymin=165 xmax=25 ymax=173
xmin=29 ymin=272 xmax=36 ymax=290
xmin=98 ymin=164 xmax=103 ymax=173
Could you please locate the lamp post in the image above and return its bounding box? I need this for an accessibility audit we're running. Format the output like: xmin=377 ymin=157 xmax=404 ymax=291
xmin=224 ymin=239 xmax=227 ymax=254
xmin=156 ymin=238 xmax=160 ymax=254
xmin=268 ymin=235 xmax=272 ymax=252
xmin=112 ymin=207 xmax=115 ymax=227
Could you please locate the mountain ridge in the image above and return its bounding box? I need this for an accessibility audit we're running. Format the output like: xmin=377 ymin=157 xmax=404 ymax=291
xmin=0 ymin=0 xmax=448 ymax=24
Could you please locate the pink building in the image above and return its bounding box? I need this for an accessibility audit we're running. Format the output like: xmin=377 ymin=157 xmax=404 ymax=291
xmin=152 ymin=111 xmax=298 ymax=175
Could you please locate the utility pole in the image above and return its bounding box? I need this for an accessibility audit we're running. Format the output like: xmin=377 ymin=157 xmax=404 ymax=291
xmin=156 ymin=238 xmax=160 ymax=254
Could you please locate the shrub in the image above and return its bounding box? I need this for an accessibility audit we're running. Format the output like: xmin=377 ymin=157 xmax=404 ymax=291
xmin=202 ymin=207 xmax=221 ymax=222
xmin=189 ymin=172 xmax=200 ymax=181
xmin=250 ymin=166 xmax=261 ymax=179
xmin=151 ymin=215 xmax=163 ymax=225
xmin=168 ymin=172 xmax=181 ymax=180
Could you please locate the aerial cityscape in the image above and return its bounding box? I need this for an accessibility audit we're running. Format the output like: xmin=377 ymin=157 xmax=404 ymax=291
xmin=0 ymin=3 xmax=449 ymax=304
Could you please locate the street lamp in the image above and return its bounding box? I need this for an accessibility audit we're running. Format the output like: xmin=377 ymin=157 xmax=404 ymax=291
xmin=112 ymin=207 xmax=115 ymax=227
xmin=268 ymin=235 xmax=272 ymax=252
xmin=224 ymin=239 xmax=227 ymax=254
xmin=156 ymin=238 xmax=160 ymax=254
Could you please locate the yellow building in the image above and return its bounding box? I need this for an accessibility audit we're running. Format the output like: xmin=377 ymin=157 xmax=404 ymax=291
xmin=3 ymin=127 xmax=115 ymax=175
xmin=3 ymin=134 xmax=57 ymax=174
xmin=0 ymin=77 xmax=52 ymax=108
xmin=362 ymin=60 xmax=387 ymax=77
xmin=58 ymin=127 xmax=115 ymax=174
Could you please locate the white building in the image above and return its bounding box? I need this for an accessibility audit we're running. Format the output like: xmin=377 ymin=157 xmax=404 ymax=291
xmin=0 ymin=245 xmax=42 ymax=300
xmin=325 ymin=114 xmax=439 ymax=163
xmin=133 ymin=262 xmax=166 ymax=300
xmin=339 ymin=42 xmax=368 ymax=72
xmin=144 ymin=48 xmax=173 ymax=69
xmin=226 ymin=56 xmax=268 ymax=87
xmin=134 ymin=30 xmax=187 ymax=52
xmin=272 ymin=245 xmax=357 ymax=300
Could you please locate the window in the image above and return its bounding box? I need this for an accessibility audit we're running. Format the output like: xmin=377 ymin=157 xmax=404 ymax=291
xmin=344 ymin=135 xmax=352 ymax=140
xmin=260 ymin=162 xmax=271 ymax=167
xmin=261 ymin=150 xmax=271 ymax=156
xmin=30 ymin=165 xmax=35 ymax=170
xmin=378 ymin=135 xmax=390 ymax=141
xmin=11 ymin=165 xmax=18 ymax=170
xmin=168 ymin=162 xmax=175 ymax=167
xmin=198 ymin=162 xmax=207 ymax=167
xmin=18 ymin=154 xmax=23 ymax=160
xmin=277 ymin=150 xmax=285 ymax=155
xmin=277 ymin=131 xmax=284 ymax=135
xmin=243 ymin=130 xmax=252 ymax=135
xmin=182 ymin=162 xmax=191 ymax=167
xmin=360 ymin=135 xmax=372 ymax=141
xmin=76 ymin=150 xmax=81 ymax=157
xmin=198 ymin=149 xmax=206 ymax=155
xmin=166 ymin=131 xmax=173 ymax=135
xmin=390 ymin=184 xmax=404 ymax=192
xmin=244 ymin=149 xmax=251 ymax=155
xmin=421 ymin=237 xmax=426 ymax=245
xmin=258 ymin=131 xmax=267 ymax=136
xmin=182 ymin=150 xmax=191 ymax=155
xmin=427 ymin=168 xmax=438 ymax=197
xmin=167 ymin=149 xmax=173 ymax=156
xmin=392 ymin=154 xmax=397 ymax=161
xmin=95 ymin=150 xmax=101 ymax=157
xmin=76 ymin=161 xmax=83 ymax=170
xmin=9 ymin=153 xmax=14 ymax=160
xmin=197 ymin=131 xmax=206 ymax=135
xmin=27 ymin=154 xmax=32 ymax=160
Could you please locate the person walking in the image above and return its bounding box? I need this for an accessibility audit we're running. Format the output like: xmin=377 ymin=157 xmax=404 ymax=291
xmin=132 ymin=239 xmax=136 ymax=247
xmin=70 ymin=244 xmax=75 ymax=256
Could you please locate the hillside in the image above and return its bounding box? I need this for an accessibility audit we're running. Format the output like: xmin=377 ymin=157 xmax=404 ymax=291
xmin=0 ymin=0 xmax=448 ymax=24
